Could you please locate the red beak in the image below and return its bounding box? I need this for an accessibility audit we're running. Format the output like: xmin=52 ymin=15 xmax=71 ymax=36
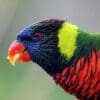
xmin=7 ymin=41 xmax=32 ymax=66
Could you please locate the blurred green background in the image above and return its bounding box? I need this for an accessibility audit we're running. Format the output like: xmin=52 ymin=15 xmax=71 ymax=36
xmin=0 ymin=0 xmax=100 ymax=100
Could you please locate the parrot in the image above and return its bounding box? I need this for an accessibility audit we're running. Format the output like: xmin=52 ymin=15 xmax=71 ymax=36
xmin=7 ymin=19 xmax=100 ymax=100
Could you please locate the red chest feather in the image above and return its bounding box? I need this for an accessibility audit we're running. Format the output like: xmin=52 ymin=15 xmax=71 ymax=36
xmin=53 ymin=50 xmax=100 ymax=100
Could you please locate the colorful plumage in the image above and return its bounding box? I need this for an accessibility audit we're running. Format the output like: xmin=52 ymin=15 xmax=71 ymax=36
xmin=7 ymin=19 xmax=100 ymax=100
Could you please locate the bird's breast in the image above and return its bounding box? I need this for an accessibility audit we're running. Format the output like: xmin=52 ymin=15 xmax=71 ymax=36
xmin=53 ymin=50 xmax=100 ymax=100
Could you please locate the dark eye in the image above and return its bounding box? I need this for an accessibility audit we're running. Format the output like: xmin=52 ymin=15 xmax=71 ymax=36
xmin=32 ymin=32 xmax=43 ymax=41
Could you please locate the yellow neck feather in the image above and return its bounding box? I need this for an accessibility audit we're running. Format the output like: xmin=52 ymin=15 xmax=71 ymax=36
xmin=58 ymin=22 xmax=79 ymax=59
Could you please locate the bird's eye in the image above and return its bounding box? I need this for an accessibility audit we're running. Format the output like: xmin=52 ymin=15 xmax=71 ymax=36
xmin=32 ymin=32 xmax=43 ymax=41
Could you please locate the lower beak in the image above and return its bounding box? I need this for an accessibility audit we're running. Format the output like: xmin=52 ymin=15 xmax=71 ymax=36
xmin=7 ymin=41 xmax=32 ymax=66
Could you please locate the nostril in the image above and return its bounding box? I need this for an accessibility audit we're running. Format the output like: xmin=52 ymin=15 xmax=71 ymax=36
xmin=17 ymin=38 xmax=21 ymax=42
xmin=16 ymin=34 xmax=22 ymax=42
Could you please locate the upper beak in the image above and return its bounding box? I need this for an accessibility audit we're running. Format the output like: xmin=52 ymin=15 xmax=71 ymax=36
xmin=7 ymin=52 xmax=24 ymax=66
xmin=7 ymin=41 xmax=32 ymax=66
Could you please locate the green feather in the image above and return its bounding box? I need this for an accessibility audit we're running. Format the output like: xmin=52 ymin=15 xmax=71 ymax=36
xmin=74 ymin=29 xmax=100 ymax=60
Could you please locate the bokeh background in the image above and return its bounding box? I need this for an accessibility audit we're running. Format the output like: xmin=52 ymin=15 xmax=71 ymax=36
xmin=0 ymin=0 xmax=100 ymax=100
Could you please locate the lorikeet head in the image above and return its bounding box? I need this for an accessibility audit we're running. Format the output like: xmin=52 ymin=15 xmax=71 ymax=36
xmin=7 ymin=19 xmax=79 ymax=75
